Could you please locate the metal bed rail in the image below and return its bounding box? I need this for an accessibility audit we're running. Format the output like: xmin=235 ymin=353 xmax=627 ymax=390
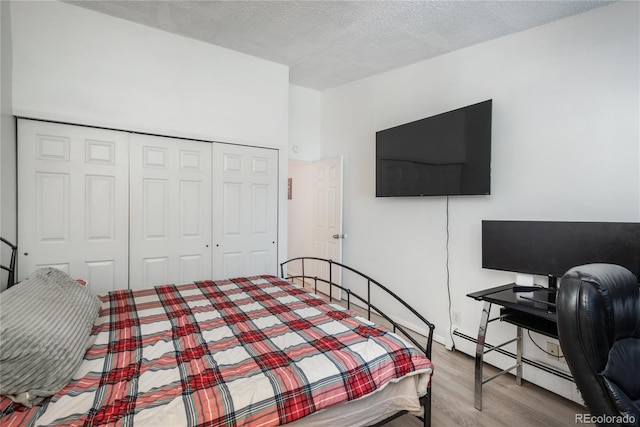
xmin=1 ymin=237 xmax=17 ymax=289
xmin=279 ymin=256 xmax=435 ymax=427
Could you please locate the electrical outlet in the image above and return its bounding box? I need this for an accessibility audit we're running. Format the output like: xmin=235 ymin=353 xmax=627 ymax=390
xmin=547 ymin=341 xmax=560 ymax=359
xmin=452 ymin=310 xmax=461 ymax=325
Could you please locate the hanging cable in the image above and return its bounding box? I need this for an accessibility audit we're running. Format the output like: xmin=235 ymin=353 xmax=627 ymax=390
xmin=528 ymin=330 xmax=564 ymax=359
xmin=445 ymin=196 xmax=455 ymax=350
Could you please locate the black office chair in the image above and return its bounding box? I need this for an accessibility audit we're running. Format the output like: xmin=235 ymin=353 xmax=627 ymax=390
xmin=557 ymin=263 xmax=640 ymax=427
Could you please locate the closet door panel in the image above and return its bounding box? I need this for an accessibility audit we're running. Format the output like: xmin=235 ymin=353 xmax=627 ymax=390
xmin=221 ymin=252 xmax=243 ymax=279
xmin=18 ymin=119 xmax=129 ymax=293
xmin=143 ymin=179 xmax=169 ymax=239
xmin=36 ymin=172 xmax=70 ymax=242
xmin=212 ymin=144 xmax=278 ymax=279
xmin=130 ymin=134 xmax=212 ymax=289
xmin=85 ymin=175 xmax=116 ymax=240
xmin=86 ymin=260 xmax=116 ymax=293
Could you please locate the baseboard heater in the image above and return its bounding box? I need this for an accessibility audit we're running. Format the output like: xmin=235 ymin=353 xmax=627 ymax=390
xmin=453 ymin=330 xmax=573 ymax=382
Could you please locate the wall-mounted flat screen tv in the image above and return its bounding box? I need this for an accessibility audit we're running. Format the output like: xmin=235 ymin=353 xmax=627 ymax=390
xmin=482 ymin=221 xmax=640 ymax=282
xmin=376 ymin=99 xmax=492 ymax=197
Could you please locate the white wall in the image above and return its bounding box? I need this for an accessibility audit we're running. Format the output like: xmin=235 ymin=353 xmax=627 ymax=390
xmin=289 ymin=84 xmax=322 ymax=161
xmin=11 ymin=1 xmax=289 ymax=147
xmin=287 ymin=85 xmax=321 ymax=273
xmin=0 ymin=1 xmax=16 ymax=291
xmin=10 ymin=0 xmax=291 ymax=267
xmin=320 ymin=2 xmax=639 ymax=402
xmin=287 ymin=160 xmax=314 ymax=274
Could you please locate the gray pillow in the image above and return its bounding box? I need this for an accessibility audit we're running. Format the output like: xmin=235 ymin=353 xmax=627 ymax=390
xmin=0 ymin=267 xmax=101 ymax=407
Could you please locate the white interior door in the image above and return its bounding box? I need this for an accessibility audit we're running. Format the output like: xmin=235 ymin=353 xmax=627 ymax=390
xmin=212 ymin=144 xmax=278 ymax=279
xmin=129 ymin=134 xmax=212 ymax=289
xmin=17 ymin=119 xmax=129 ymax=293
xmin=312 ymin=156 xmax=344 ymax=299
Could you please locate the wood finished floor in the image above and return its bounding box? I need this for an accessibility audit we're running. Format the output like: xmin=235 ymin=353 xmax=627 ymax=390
xmin=385 ymin=342 xmax=592 ymax=427
xmin=297 ymin=280 xmax=592 ymax=427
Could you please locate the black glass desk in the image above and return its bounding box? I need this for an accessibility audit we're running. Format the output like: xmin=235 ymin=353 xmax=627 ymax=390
xmin=467 ymin=284 xmax=558 ymax=410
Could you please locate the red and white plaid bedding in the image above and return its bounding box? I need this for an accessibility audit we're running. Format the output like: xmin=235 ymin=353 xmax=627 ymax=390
xmin=1 ymin=276 xmax=433 ymax=427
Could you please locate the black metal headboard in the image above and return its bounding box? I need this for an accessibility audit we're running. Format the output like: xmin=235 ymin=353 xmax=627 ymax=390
xmin=1 ymin=237 xmax=17 ymax=289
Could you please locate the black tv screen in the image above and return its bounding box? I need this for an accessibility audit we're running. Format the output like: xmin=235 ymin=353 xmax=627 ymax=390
xmin=376 ymin=99 xmax=492 ymax=197
xmin=482 ymin=221 xmax=640 ymax=280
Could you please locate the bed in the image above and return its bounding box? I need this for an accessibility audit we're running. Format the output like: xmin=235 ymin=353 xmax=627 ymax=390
xmin=0 ymin=258 xmax=434 ymax=427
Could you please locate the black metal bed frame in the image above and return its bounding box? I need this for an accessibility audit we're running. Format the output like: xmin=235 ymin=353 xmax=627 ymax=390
xmin=279 ymin=257 xmax=435 ymax=427
xmin=0 ymin=237 xmax=17 ymax=289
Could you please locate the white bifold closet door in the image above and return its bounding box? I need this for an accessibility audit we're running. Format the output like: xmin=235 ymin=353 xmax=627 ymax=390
xmin=17 ymin=119 xmax=129 ymax=293
xmin=18 ymin=119 xmax=279 ymax=291
xmin=212 ymin=144 xmax=278 ymax=279
xmin=129 ymin=134 xmax=212 ymax=289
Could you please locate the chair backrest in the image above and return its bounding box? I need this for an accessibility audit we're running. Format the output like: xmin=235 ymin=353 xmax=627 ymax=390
xmin=557 ymin=263 xmax=640 ymax=426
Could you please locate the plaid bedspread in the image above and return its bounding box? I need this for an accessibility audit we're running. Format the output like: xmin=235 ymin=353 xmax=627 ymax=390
xmin=1 ymin=276 xmax=433 ymax=427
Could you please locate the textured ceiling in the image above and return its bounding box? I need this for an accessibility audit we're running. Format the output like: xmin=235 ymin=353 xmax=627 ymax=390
xmin=66 ymin=0 xmax=613 ymax=90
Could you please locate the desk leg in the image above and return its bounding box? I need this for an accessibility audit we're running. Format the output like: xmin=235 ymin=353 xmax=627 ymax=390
xmin=474 ymin=301 xmax=491 ymax=411
xmin=516 ymin=326 xmax=523 ymax=386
